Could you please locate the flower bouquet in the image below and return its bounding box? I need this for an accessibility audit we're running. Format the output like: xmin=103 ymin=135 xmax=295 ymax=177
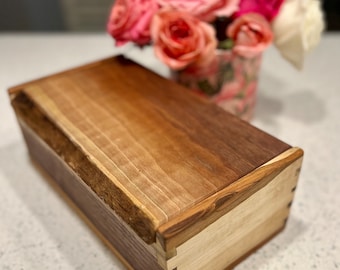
xmin=107 ymin=0 xmax=324 ymax=121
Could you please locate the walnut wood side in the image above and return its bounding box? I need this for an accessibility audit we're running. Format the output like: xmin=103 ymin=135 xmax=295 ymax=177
xmin=20 ymin=120 xmax=162 ymax=270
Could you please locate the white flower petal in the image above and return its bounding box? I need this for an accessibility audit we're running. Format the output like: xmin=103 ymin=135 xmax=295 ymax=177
xmin=273 ymin=0 xmax=324 ymax=69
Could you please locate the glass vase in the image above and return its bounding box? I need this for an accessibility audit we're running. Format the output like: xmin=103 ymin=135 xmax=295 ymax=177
xmin=173 ymin=50 xmax=262 ymax=122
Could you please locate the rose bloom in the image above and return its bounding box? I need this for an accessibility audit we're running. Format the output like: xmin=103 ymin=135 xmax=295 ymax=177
xmin=107 ymin=0 xmax=159 ymax=46
xmin=157 ymin=0 xmax=240 ymax=22
xmin=151 ymin=10 xmax=217 ymax=70
xmin=273 ymin=0 xmax=324 ymax=69
xmin=234 ymin=0 xmax=284 ymax=21
xmin=227 ymin=13 xmax=273 ymax=58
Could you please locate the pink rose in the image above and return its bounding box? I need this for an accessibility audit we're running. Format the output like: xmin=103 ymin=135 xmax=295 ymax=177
xmin=151 ymin=10 xmax=217 ymax=70
xmin=227 ymin=13 xmax=273 ymax=58
xmin=234 ymin=0 xmax=284 ymax=21
xmin=107 ymin=0 xmax=159 ymax=46
xmin=157 ymin=0 xmax=240 ymax=22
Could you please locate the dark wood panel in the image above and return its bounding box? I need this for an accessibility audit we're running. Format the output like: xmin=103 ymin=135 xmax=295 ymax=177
xmin=20 ymin=121 xmax=163 ymax=270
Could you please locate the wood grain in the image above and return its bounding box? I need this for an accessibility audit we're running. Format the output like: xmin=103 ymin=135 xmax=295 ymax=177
xmin=20 ymin=120 xmax=162 ymax=270
xmin=9 ymin=55 xmax=291 ymax=244
xmin=164 ymin=151 xmax=303 ymax=270
xmin=156 ymin=147 xmax=303 ymax=251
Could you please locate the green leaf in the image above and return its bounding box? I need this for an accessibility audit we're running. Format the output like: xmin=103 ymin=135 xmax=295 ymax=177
xmin=220 ymin=62 xmax=234 ymax=83
xmin=235 ymin=91 xmax=245 ymax=99
xmin=218 ymin=39 xmax=234 ymax=50
xmin=197 ymin=80 xmax=220 ymax=96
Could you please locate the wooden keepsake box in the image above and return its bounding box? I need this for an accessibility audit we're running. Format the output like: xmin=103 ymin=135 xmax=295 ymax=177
xmin=9 ymin=56 xmax=303 ymax=270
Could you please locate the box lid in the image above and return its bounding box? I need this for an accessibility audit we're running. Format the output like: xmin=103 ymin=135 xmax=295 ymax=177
xmin=9 ymin=56 xmax=291 ymax=248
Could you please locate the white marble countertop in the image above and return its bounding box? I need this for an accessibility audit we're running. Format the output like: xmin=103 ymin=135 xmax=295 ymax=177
xmin=0 ymin=33 xmax=339 ymax=270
